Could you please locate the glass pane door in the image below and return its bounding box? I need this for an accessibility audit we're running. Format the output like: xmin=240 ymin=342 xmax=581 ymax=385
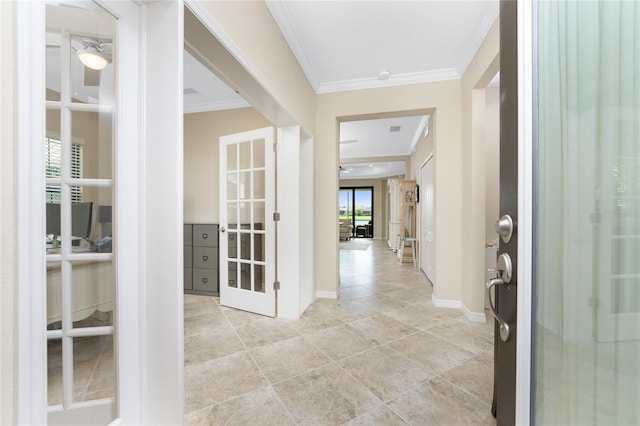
xmin=45 ymin=2 xmax=117 ymax=421
xmin=339 ymin=187 xmax=374 ymax=238
xmin=534 ymin=1 xmax=640 ymax=424
xmin=219 ymin=127 xmax=275 ymax=317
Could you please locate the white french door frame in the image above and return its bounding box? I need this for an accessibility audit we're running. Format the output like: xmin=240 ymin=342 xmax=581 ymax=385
xmin=516 ymin=0 xmax=534 ymax=424
xmin=16 ymin=1 xmax=184 ymax=423
xmin=419 ymin=153 xmax=435 ymax=283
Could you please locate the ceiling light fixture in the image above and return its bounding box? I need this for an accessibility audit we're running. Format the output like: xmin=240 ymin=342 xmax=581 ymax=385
xmin=76 ymin=39 xmax=111 ymax=70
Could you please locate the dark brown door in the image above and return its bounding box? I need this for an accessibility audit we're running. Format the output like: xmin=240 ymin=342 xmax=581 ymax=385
xmin=491 ymin=0 xmax=518 ymax=424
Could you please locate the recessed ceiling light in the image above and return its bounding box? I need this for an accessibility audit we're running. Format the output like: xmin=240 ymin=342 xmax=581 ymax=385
xmin=368 ymin=164 xmax=374 ymax=167
xmin=389 ymin=126 xmax=401 ymax=132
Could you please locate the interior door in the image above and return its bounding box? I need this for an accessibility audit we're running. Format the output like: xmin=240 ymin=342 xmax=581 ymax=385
xmin=490 ymin=0 xmax=518 ymax=423
xmin=44 ymin=2 xmax=125 ymax=423
xmin=219 ymin=127 xmax=276 ymax=317
xmin=420 ymin=156 xmax=435 ymax=282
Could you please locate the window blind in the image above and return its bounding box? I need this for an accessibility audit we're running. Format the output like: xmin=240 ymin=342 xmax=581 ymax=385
xmin=45 ymin=137 xmax=83 ymax=202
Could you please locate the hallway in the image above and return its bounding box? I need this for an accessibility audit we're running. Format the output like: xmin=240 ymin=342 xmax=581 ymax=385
xmin=184 ymin=240 xmax=496 ymax=425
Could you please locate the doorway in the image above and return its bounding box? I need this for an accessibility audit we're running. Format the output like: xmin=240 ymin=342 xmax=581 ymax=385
xmin=339 ymin=187 xmax=374 ymax=238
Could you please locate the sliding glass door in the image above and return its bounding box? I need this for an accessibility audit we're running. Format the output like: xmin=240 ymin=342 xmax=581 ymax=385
xmin=339 ymin=187 xmax=373 ymax=238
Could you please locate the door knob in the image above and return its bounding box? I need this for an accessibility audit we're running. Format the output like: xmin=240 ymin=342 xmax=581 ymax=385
xmin=485 ymin=253 xmax=513 ymax=342
xmin=486 ymin=278 xmax=511 ymax=342
xmin=495 ymin=214 xmax=514 ymax=244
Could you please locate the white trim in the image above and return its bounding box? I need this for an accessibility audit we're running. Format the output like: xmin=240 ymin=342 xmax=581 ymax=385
xmin=516 ymin=0 xmax=533 ymax=425
xmin=100 ymin=0 xmax=145 ymax=422
xmin=431 ymin=294 xmax=460 ymax=309
xmin=140 ymin=1 xmax=184 ymax=423
xmin=265 ymin=0 xmax=320 ymax=92
xmin=315 ymin=290 xmax=338 ymax=300
xmin=317 ymin=69 xmax=460 ymax=94
xmin=461 ymin=302 xmax=487 ymax=323
xmin=16 ymin=2 xmax=47 ymax=423
xmin=184 ymin=98 xmax=250 ymax=114
xmin=408 ymin=115 xmax=429 ymax=154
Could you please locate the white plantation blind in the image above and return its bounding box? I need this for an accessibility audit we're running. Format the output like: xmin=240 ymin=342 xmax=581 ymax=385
xmin=45 ymin=136 xmax=83 ymax=202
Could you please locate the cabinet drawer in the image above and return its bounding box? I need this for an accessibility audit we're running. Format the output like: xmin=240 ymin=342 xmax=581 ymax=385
xmin=193 ymin=247 xmax=218 ymax=269
xmin=184 ymin=268 xmax=193 ymax=290
xmin=184 ymin=246 xmax=192 ymax=268
xmin=193 ymin=224 xmax=218 ymax=247
xmin=183 ymin=224 xmax=192 ymax=246
xmin=193 ymin=268 xmax=218 ymax=293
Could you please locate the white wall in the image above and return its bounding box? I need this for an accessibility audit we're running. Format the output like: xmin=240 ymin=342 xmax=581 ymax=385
xmin=485 ymin=85 xmax=500 ymax=242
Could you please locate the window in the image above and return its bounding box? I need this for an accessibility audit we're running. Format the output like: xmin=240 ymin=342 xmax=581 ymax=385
xmin=45 ymin=136 xmax=83 ymax=202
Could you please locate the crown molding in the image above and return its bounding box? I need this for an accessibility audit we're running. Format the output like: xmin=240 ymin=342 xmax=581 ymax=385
xmin=317 ymin=69 xmax=460 ymax=94
xmin=266 ymin=0 xmax=320 ymax=92
xmin=184 ymin=98 xmax=250 ymax=114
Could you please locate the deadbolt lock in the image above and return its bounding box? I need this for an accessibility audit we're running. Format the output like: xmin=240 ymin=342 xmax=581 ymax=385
xmin=495 ymin=214 xmax=514 ymax=244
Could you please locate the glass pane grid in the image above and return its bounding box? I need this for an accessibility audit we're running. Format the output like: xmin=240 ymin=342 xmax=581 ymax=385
xmin=46 ymin=3 xmax=117 ymax=417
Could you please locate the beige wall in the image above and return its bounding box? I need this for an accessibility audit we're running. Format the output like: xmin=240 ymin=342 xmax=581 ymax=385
xmin=183 ymin=108 xmax=271 ymax=223
xmin=0 ymin=1 xmax=16 ymax=422
xmin=485 ymin=86 xmax=500 ymax=243
xmin=197 ymin=0 xmax=315 ymax=136
xmin=460 ymin=19 xmax=500 ymax=316
xmin=338 ymin=178 xmax=387 ymax=239
xmin=316 ymin=81 xmax=463 ymax=301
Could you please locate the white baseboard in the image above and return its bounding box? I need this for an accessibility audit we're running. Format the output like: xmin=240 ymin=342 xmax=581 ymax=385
xmin=431 ymin=294 xmax=461 ymax=309
xmin=315 ymin=290 xmax=338 ymax=300
xmin=431 ymin=296 xmax=487 ymax=323
xmin=461 ymin=302 xmax=487 ymax=323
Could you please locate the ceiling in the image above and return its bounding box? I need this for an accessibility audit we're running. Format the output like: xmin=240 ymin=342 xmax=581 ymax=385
xmin=48 ymin=1 xmax=499 ymax=180
xmin=266 ymin=0 xmax=499 ymax=93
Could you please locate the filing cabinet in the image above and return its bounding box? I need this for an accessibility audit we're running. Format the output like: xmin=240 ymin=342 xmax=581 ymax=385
xmin=184 ymin=224 xmax=219 ymax=296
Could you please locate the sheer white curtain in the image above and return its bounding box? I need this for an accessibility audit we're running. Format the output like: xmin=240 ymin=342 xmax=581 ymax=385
xmin=535 ymin=1 xmax=640 ymax=424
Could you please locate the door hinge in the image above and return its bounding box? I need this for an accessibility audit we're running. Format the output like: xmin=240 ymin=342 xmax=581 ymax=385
xmin=273 ymin=212 xmax=280 ymax=221
xmin=273 ymin=281 xmax=280 ymax=291
xmin=273 ymin=142 xmax=279 ymax=152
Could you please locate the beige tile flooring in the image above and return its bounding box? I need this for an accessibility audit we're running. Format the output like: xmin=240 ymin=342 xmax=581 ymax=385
xmin=185 ymin=239 xmax=496 ymax=425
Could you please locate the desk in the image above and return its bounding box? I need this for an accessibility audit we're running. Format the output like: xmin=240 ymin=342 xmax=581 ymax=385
xmin=398 ymin=236 xmax=417 ymax=267
xmin=47 ymin=257 xmax=114 ymax=325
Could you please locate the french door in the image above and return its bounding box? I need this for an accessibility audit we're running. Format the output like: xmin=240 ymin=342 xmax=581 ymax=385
xmin=219 ymin=127 xmax=276 ymax=317
xmin=419 ymin=156 xmax=435 ymax=282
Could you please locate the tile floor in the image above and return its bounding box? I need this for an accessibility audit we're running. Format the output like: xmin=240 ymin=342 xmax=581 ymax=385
xmin=184 ymin=239 xmax=496 ymax=425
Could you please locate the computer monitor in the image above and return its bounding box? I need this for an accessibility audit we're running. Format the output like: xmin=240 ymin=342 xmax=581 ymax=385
xmin=46 ymin=203 xmax=61 ymax=237
xmin=71 ymin=202 xmax=93 ymax=239
xmin=98 ymin=205 xmax=112 ymax=224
